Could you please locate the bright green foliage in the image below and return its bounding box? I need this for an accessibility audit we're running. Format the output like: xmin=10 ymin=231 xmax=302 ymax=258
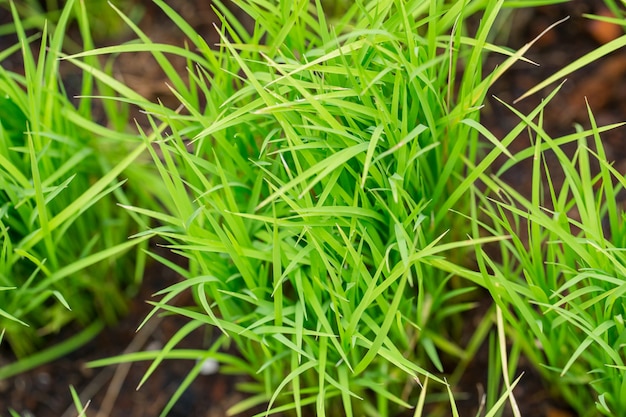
xmin=71 ymin=0 xmax=558 ymax=415
xmin=0 ymin=0 xmax=139 ymax=42
xmin=0 ymin=0 xmax=151 ymax=361
xmin=474 ymin=97 xmax=626 ymax=417
xmin=2 ymin=0 xmax=624 ymax=416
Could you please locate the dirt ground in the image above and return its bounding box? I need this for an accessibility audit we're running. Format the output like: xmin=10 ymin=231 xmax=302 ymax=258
xmin=1 ymin=1 xmax=625 ymax=416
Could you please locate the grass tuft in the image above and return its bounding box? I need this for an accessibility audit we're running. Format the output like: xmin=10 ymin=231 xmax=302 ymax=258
xmin=474 ymin=93 xmax=626 ymax=416
xmin=0 ymin=0 xmax=155 ymax=368
xmin=71 ymin=0 xmax=582 ymax=415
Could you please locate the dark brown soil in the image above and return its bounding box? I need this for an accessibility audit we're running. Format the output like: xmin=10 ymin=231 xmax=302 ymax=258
xmin=0 ymin=245 xmax=252 ymax=417
xmin=1 ymin=1 xmax=625 ymax=416
xmin=485 ymin=1 xmax=626 ymax=196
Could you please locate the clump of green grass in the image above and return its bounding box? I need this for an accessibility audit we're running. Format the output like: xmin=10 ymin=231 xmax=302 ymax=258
xmin=472 ymin=95 xmax=626 ymax=416
xmin=72 ymin=0 xmax=582 ymax=415
xmin=0 ymin=0 xmax=154 ymax=371
xmin=4 ymin=0 xmax=624 ymax=415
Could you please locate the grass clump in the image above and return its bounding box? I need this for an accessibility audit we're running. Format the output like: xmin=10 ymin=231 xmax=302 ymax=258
xmin=74 ymin=0 xmax=574 ymax=415
xmin=0 ymin=0 xmax=153 ymax=369
xmin=2 ymin=0 xmax=622 ymax=416
xmin=466 ymin=15 xmax=626 ymax=414
xmin=473 ymin=98 xmax=626 ymax=417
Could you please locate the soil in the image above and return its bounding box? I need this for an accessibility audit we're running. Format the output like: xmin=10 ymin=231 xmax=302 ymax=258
xmin=0 ymin=244 xmax=253 ymax=417
xmin=1 ymin=1 xmax=625 ymax=417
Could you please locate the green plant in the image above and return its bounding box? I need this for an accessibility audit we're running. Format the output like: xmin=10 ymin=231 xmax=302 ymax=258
xmin=472 ymin=96 xmax=626 ymax=417
xmin=0 ymin=0 xmax=154 ymax=369
xmin=456 ymin=8 xmax=626 ymax=413
xmin=24 ymin=0 xmax=620 ymax=416
xmin=0 ymin=0 xmax=141 ymax=42
xmin=67 ymin=0 xmax=582 ymax=416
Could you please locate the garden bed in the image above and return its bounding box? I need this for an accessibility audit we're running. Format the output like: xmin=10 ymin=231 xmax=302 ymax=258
xmin=1 ymin=1 xmax=625 ymax=416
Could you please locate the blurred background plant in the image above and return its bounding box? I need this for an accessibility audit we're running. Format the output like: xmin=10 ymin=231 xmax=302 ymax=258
xmin=0 ymin=0 xmax=156 ymax=369
xmin=0 ymin=0 xmax=141 ymax=43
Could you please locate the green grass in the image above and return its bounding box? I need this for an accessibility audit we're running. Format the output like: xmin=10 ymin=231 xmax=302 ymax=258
xmin=69 ymin=0 xmax=601 ymax=416
xmin=0 ymin=0 xmax=140 ymax=41
xmin=462 ymin=25 xmax=626 ymax=416
xmin=0 ymin=0 xmax=155 ymax=371
xmin=472 ymin=97 xmax=626 ymax=416
xmin=1 ymin=0 xmax=625 ymax=416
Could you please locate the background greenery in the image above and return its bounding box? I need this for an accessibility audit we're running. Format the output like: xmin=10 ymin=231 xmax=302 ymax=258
xmin=0 ymin=0 xmax=625 ymax=416
xmin=0 ymin=0 xmax=153 ymax=363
